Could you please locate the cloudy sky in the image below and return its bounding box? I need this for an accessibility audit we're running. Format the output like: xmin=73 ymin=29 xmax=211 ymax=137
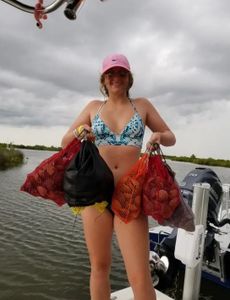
xmin=0 ymin=0 xmax=230 ymax=159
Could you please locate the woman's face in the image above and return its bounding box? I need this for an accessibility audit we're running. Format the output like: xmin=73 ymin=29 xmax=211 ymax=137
xmin=103 ymin=67 xmax=130 ymax=96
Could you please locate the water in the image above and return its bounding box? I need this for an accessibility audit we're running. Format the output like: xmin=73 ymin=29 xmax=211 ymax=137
xmin=0 ymin=150 xmax=229 ymax=300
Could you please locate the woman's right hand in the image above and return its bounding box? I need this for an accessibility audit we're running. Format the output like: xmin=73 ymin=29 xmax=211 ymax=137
xmin=76 ymin=124 xmax=95 ymax=141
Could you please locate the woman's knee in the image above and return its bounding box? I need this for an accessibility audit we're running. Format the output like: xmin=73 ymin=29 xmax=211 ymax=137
xmin=128 ymin=268 xmax=149 ymax=283
xmin=90 ymin=258 xmax=111 ymax=278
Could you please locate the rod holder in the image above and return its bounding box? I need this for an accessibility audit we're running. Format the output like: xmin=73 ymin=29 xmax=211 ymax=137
xmin=64 ymin=0 xmax=83 ymax=20
xmin=181 ymin=183 xmax=210 ymax=300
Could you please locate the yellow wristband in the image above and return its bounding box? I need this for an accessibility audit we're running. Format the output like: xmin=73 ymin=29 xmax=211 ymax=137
xmin=77 ymin=125 xmax=85 ymax=135
xmin=73 ymin=125 xmax=85 ymax=140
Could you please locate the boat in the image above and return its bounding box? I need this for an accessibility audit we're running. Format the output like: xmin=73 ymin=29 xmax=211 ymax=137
xmin=149 ymin=168 xmax=230 ymax=291
xmin=113 ymin=167 xmax=230 ymax=300
xmin=111 ymin=286 xmax=173 ymax=300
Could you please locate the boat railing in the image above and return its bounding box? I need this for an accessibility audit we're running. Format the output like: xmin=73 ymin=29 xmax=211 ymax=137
xmin=1 ymin=0 xmax=89 ymax=20
xmin=1 ymin=0 xmax=66 ymax=14
xmin=219 ymin=183 xmax=230 ymax=221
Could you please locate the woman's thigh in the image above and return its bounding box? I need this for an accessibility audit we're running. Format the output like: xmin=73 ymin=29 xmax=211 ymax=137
xmin=81 ymin=207 xmax=114 ymax=266
xmin=114 ymin=214 xmax=150 ymax=280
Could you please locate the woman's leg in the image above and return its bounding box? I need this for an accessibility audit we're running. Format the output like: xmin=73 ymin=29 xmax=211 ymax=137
xmin=81 ymin=207 xmax=114 ymax=300
xmin=114 ymin=214 xmax=156 ymax=300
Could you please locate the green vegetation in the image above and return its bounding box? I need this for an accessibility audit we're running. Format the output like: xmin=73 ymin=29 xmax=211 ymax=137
xmin=0 ymin=142 xmax=61 ymax=152
xmin=166 ymin=154 xmax=230 ymax=168
xmin=9 ymin=143 xmax=61 ymax=151
xmin=0 ymin=142 xmax=61 ymax=170
xmin=0 ymin=144 xmax=24 ymax=170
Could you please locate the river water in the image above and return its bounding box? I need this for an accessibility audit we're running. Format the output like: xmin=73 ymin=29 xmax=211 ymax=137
xmin=0 ymin=149 xmax=229 ymax=300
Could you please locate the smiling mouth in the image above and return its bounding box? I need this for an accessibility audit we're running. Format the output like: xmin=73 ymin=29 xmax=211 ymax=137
xmin=111 ymin=83 xmax=124 ymax=88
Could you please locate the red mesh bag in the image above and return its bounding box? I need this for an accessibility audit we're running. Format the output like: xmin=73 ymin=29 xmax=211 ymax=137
xmin=142 ymin=145 xmax=195 ymax=231
xmin=142 ymin=146 xmax=181 ymax=223
xmin=20 ymin=139 xmax=81 ymax=206
xmin=161 ymin=197 xmax=195 ymax=231
xmin=112 ymin=153 xmax=149 ymax=223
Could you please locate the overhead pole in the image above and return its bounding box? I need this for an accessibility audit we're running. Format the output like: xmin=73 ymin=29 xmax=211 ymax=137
xmin=1 ymin=0 xmax=66 ymax=14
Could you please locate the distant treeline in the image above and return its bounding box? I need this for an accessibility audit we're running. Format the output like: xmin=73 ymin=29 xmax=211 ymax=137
xmin=0 ymin=143 xmax=61 ymax=152
xmin=166 ymin=154 xmax=230 ymax=168
xmin=1 ymin=143 xmax=229 ymax=168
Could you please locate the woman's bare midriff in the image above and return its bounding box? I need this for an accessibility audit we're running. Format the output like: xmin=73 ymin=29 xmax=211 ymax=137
xmin=98 ymin=145 xmax=141 ymax=185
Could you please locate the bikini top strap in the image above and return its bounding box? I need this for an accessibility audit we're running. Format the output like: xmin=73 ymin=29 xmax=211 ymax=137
xmin=96 ymin=101 xmax=107 ymax=116
xmin=129 ymin=98 xmax=138 ymax=113
xmin=96 ymin=99 xmax=138 ymax=116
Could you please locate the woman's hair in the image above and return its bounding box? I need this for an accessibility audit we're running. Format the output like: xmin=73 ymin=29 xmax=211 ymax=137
xmin=99 ymin=72 xmax=134 ymax=97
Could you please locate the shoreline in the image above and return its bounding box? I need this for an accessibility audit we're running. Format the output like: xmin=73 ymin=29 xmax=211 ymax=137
xmin=166 ymin=154 xmax=230 ymax=168
xmin=1 ymin=142 xmax=229 ymax=168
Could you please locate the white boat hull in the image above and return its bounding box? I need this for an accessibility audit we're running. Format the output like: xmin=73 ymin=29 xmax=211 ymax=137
xmin=111 ymin=286 xmax=173 ymax=300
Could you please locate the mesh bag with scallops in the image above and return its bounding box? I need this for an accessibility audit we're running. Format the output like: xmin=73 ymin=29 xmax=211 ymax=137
xmin=112 ymin=153 xmax=149 ymax=223
xmin=142 ymin=146 xmax=181 ymax=224
xmin=142 ymin=145 xmax=195 ymax=231
xmin=20 ymin=138 xmax=81 ymax=206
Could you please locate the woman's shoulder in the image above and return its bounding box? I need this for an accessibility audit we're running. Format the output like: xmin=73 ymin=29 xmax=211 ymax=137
xmin=85 ymin=99 xmax=104 ymax=111
xmin=85 ymin=100 xmax=105 ymax=118
xmin=132 ymin=97 xmax=153 ymax=109
xmin=87 ymin=99 xmax=104 ymax=107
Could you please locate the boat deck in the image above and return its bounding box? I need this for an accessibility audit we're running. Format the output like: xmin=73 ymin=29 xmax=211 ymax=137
xmin=111 ymin=286 xmax=173 ymax=300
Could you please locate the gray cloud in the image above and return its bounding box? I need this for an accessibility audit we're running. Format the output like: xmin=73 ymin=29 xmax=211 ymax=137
xmin=0 ymin=0 xmax=230 ymax=155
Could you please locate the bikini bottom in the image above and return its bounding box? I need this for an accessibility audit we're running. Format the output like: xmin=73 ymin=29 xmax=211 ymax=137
xmin=70 ymin=201 xmax=114 ymax=216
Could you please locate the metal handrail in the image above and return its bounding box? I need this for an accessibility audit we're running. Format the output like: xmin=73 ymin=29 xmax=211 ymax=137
xmin=1 ymin=0 xmax=66 ymax=14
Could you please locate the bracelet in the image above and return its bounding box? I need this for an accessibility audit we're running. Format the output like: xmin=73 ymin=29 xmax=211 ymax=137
xmin=73 ymin=128 xmax=79 ymax=139
xmin=73 ymin=125 xmax=85 ymax=140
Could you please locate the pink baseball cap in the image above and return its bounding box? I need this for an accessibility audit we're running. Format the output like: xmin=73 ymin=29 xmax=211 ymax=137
xmin=102 ymin=54 xmax=131 ymax=74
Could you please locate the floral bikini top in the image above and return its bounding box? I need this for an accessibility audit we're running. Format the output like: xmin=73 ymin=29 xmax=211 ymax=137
xmin=92 ymin=100 xmax=145 ymax=148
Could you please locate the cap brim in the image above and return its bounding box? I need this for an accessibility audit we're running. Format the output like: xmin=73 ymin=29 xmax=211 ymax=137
xmin=102 ymin=65 xmax=130 ymax=74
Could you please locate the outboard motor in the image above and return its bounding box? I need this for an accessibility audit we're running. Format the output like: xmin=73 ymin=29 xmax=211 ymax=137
xmin=180 ymin=167 xmax=222 ymax=226
xmin=151 ymin=228 xmax=182 ymax=290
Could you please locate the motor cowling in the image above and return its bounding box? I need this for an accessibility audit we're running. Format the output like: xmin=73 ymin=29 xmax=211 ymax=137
xmin=180 ymin=167 xmax=222 ymax=226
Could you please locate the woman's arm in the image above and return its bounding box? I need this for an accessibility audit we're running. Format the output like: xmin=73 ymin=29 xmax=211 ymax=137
xmin=61 ymin=100 xmax=99 ymax=148
xmin=142 ymin=98 xmax=176 ymax=148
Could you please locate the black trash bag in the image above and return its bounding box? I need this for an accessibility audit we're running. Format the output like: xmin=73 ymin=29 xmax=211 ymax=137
xmin=63 ymin=140 xmax=114 ymax=207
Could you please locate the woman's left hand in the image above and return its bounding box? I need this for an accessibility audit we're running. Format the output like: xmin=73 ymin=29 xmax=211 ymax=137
xmin=146 ymin=132 xmax=161 ymax=151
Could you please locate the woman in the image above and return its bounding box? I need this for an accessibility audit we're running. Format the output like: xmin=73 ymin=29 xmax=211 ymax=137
xmin=61 ymin=53 xmax=176 ymax=300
